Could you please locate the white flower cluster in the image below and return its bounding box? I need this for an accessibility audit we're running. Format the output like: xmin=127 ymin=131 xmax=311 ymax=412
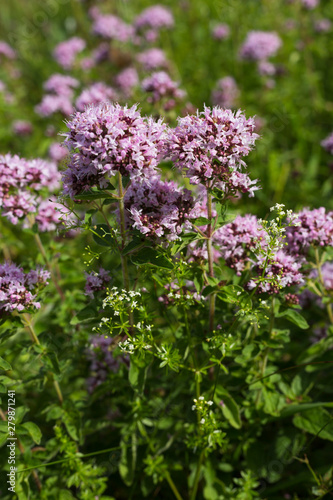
xmin=102 ymin=287 xmax=142 ymax=314
xmin=255 ymin=203 xmax=300 ymax=256
xmin=118 ymin=322 xmax=154 ymax=354
xmin=191 ymin=396 xmax=214 ymax=412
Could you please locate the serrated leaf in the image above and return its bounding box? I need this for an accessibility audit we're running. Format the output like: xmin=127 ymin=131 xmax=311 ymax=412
xmin=21 ymin=422 xmax=42 ymax=444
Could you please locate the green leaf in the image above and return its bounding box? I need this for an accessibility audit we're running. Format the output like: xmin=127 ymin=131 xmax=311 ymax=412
xmin=21 ymin=422 xmax=42 ymax=444
xmin=119 ymin=436 xmax=136 ymax=486
xmin=215 ymin=388 xmax=242 ymax=429
xmin=73 ymin=189 xmax=115 ymax=201
xmin=122 ymin=238 xmax=145 ymax=256
xmin=0 ymin=356 xmax=11 ymax=371
xmin=91 ymin=224 xmax=116 ymax=247
xmin=131 ymin=248 xmax=173 ymax=270
xmin=276 ymin=309 xmax=309 ymax=329
xmin=293 ymin=408 xmax=333 ymax=441
xmin=192 ymin=216 xmax=211 ymax=226
xmin=280 ymin=402 xmax=333 ymax=418
xmin=70 ymin=301 xmax=98 ymax=325
xmin=129 ymin=358 xmax=148 ymax=393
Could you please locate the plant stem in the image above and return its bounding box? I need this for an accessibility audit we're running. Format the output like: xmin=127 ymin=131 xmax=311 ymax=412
xmin=117 ymin=172 xmax=133 ymax=329
xmin=34 ymin=233 xmax=66 ymax=302
xmin=314 ymin=248 xmax=333 ymax=325
xmin=206 ymin=188 xmax=215 ymax=331
xmin=165 ymin=471 xmax=184 ymax=500
xmin=190 ymin=449 xmax=205 ymax=500
xmin=22 ymin=314 xmax=63 ymax=405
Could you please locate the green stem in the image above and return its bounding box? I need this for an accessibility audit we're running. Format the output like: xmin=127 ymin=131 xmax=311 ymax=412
xmin=117 ymin=172 xmax=133 ymax=329
xmin=22 ymin=314 xmax=63 ymax=405
xmin=314 ymin=248 xmax=333 ymax=325
xmin=34 ymin=233 xmax=66 ymax=302
xmin=206 ymin=189 xmax=215 ymax=332
xmin=190 ymin=449 xmax=205 ymax=500
xmin=165 ymin=471 xmax=184 ymax=500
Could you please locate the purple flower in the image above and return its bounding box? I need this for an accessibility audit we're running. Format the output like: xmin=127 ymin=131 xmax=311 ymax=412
xmin=211 ymin=77 xmax=239 ymax=108
xmin=257 ymin=60 xmax=276 ymax=76
xmin=53 ymin=37 xmax=86 ymax=69
xmin=314 ymin=19 xmax=331 ymax=33
xmin=135 ymin=5 xmax=174 ymax=31
xmin=124 ymin=175 xmax=194 ymax=241
xmin=75 ymin=83 xmax=117 ymax=112
xmin=163 ymin=106 xmax=259 ymax=190
xmin=84 ymin=268 xmax=111 ymax=298
xmin=115 ymin=68 xmax=139 ymax=97
xmin=137 ymin=48 xmax=168 ymax=71
xmin=301 ymin=0 xmax=319 ymax=9
xmin=0 ymin=154 xmax=60 ymax=224
xmin=240 ymin=31 xmax=282 ymax=61
xmin=248 ymin=250 xmax=304 ymax=294
xmin=321 ymin=132 xmax=333 ymax=155
xmin=92 ymin=14 xmax=134 ymax=42
xmin=35 ymin=94 xmax=74 ymax=117
xmin=286 ymin=208 xmax=333 ymax=255
xmin=12 ymin=120 xmax=33 ymax=136
xmin=43 ymin=74 xmax=79 ymax=97
xmin=214 ymin=214 xmax=267 ymax=274
xmin=0 ymin=261 xmax=50 ymax=314
xmin=0 ymin=41 xmax=16 ymax=59
xmin=211 ymin=24 xmax=230 ymax=40
xmin=142 ymin=71 xmax=186 ymax=108
xmin=49 ymin=142 xmax=68 ymax=162
xmin=22 ymin=198 xmax=74 ymax=233
xmin=86 ymin=335 xmax=128 ymax=393
xmin=62 ymin=103 xmax=166 ymax=197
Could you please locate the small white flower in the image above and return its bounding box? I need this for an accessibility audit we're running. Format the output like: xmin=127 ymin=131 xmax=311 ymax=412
xmin=198 ymin=396 xmax=204 ymax=401
xmin=200 ymin=418 xmax=205 ymax=424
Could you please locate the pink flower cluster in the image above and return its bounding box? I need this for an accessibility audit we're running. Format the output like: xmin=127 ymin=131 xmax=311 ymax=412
xmin=0 ymin=154 xmax=60 ymax=224
xmin=92 ymin=13 xmax=134 ymax=42
xmin=0 ymin=41 xmax=16 ymax=59
xmin=115 ymin=68 xmax=139 ymax=97
xmin=142 ymin=71 xmax=186 ymax=109
xmin=0 ymin=261 xmax=50 ymax=314
xmin=301 ymin=0 xmax=319 ymax=9
xmin=84 ymin=268 xmax=111 ymax=298
xmin=53 ymin=37 xmax=86 ymax=69
xmin=36 ymin=74 xmax=79 ymax=117
xmin=75 ymin=83 xmax=117 ymax=112
xmin=137 ymin=48 xmax=168 ymax=71
xmin=211 ymin=24 xmax=230 ymax=40
xmin=211 ymin=76 xmax=240 ymax=108
xmin=286 ymin=207 xmax=333 ymax=255
xmin=163 ymin=106 xmax=259 ymax=193
xmin=12 ymin=120 xmax=33 ymax=136
xmin=134 ymin=5 xmax=174 ymax=42
xmin=62 ymin=103 xmax=166 ymax=197
xmin=248 ymin=250 xmax=304 ymax=294
xmin=240 ymin=31 xmax=282 ymax=61
xmin=214 ymin=214 xmax=266 ymax=274
xmin=321 ymin=132 xmax=333 ymax=154
xmin=124 ymin=176 xmax=194 ymax=241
